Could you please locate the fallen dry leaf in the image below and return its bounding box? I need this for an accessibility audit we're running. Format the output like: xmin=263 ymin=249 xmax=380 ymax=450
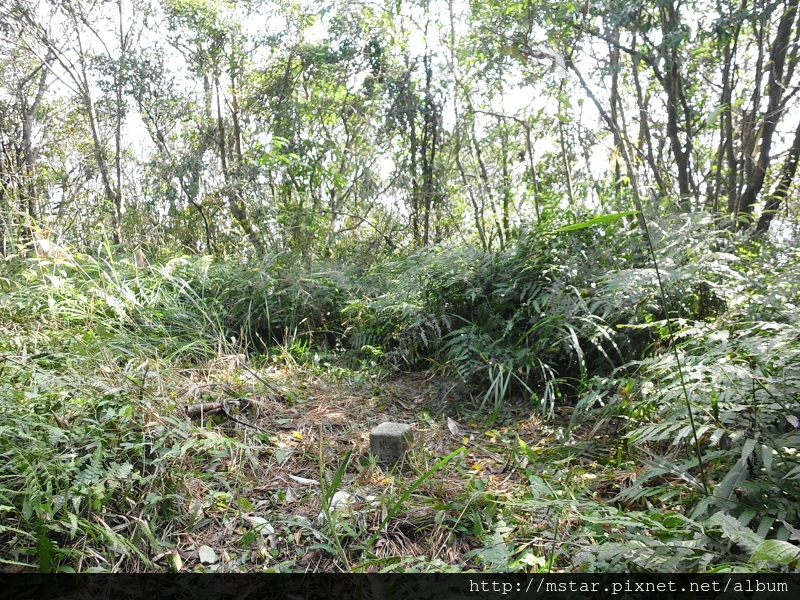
xmin=198 ymin=545 xmax=217 ymax=565
xmin=446 ymin=417 xmax=459 ymax=435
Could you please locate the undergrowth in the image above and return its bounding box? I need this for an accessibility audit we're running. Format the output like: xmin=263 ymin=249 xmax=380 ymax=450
xmin=1 ymin=213 xmax=799 ymax=572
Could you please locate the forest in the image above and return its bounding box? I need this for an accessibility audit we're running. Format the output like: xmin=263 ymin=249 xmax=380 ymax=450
xmin=1 ymin=0 xmax=800 ymax=573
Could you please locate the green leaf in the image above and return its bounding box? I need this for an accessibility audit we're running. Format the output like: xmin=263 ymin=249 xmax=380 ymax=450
xmin=241 ymin=529 xmax=257 ymax=546
xmin=322 ymin=450 xmax=352 ymax=509
xmin=752 ymin=540 xmax=800 ymax=565
xmin=309 ymin=542 xmax=340 ymax=556
xmin=469 ymin=529 xmax=512 ymax=567
xmin=549 ymin=211 xmax=639 ymax=233
xmin=706 ymin=104 xmax=727 ymax=127
xmin=741 ymin=437 xmax=757 ymax=463
xmin=709 ymin=511 xmax=763 ymax=554
xmin=761 ymin=444 xmax=773 ymax=473
xmin=37 ymin=527 xmax=55 ymax=573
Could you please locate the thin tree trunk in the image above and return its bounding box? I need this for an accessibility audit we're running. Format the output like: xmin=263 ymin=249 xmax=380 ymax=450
xmin=716 ymin=17 xmax=740 ymax=217
xmin=568 ymin=60 xmax=647 ymax=232
xmin=500 ymin=122 xmax=511 ymax=240
xmin=454 ymin=130 xmax=488 ymax=250
xmin=557 ymin=81 xmax=574 ymax=207
xmin=609 ymin=27 xmax=623 ymax=195
xmin=214 ymin=77 xmax=264 ymax=254
xmin=403 ymin=58 xmax=421 ymax=245
xmin=421 ymin=52 xmax=436 ymax=245
xmin=523 ymin=122 xmax=541 ymax=222
xmin=77 ymin=46 xmax=121 ymax=244
xmin=19 ymin=50 xmax=53 ymax=238
xmin=113 ymin=0 xmax=125 ymax=245
xmin=631 ymin=40 xmax=666 ymax=198
xmin=469 ymin=119 xmax=503 ymax=249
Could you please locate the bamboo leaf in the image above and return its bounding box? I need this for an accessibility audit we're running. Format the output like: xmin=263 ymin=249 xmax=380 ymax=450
xmin=549 ymin=211 xmax=639 ymax=233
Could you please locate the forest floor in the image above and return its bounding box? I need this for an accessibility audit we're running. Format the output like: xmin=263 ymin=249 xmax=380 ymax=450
xmin=167 ymin=362 xmax=624 ymax=573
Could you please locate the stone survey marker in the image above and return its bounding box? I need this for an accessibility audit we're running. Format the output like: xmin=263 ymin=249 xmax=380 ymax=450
xmin=369 ymin=422 xmax=413 ymax=465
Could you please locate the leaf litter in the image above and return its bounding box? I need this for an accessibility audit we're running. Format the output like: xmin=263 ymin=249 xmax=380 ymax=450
xmin=163 ymin=362 xmax=617 ymax=573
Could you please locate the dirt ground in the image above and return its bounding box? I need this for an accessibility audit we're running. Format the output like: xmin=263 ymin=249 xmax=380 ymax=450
xmin=171 ymin=368 xmax=560 ymax=572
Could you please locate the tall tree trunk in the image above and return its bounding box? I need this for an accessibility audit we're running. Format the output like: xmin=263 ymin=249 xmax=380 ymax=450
xmin=421 ymin=52 xmax=435 ymax=245
xmin=716 ymin=26 xmax=739 ymax=216
xmin=523 ymin=121 xmax=541 ymax=222
xmin=454 ymin=126 xmax=488 ymax=250
xmin=630 ymin=33 xmax=667 ymax=199
xmin=468 ymin=117 xmax=503 ymax=249
xmin=660 ymin=2 xmax=693 ymax=208
xmin=401 ymin=57 xmax=421 ymax=245
xmin=609 ymin=26 xmax=624 ymax=196
xmin=737 ymin=0 xmax=800 ymax=225
xmin=500 ymin=122 xmax=511 ymax=241
xmin=755 ymin=117 xmax=800 ymax=233
xmin=76 ymin=44 xmax=122 ymax=244
xmin=112 ymin=0 xmax=125 ymax=246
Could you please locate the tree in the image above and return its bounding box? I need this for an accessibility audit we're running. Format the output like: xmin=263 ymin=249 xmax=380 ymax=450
xmin=0 ymin=3 xmax=54 ymax=249
xmin=163 ymin=0 xmax=265 ymax=254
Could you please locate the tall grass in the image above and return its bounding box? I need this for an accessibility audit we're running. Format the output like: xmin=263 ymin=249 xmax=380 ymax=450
xmin=0 ymin=249 xmax=248 ymax=571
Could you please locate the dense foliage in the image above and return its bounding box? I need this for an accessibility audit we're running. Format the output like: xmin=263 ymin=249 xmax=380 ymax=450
xmin=4 ymin=0 xmax=800 ymax=255
xmin=2 ymin=0 xmax=800 ymax=575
